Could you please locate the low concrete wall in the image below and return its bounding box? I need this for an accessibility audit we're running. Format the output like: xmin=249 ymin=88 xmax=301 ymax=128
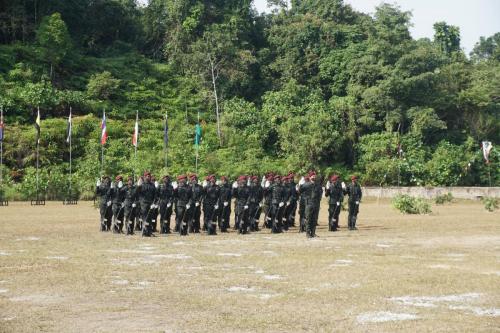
xmin=362 ymin=187 xmax=500 ymax=200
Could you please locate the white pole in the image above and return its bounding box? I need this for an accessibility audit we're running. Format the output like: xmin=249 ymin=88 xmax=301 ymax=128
xmin=69 ymin=106 xmax=72 ymax=199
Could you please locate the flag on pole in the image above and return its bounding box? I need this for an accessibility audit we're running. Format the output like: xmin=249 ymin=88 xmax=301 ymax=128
xmin=100 ymin=111 xmax=108 ymax=145
xmin=195 ymin=123 xmax=202 ymax=146
xmin=163 ymin=112 xmax=169 ymax=146
xmin=132 ymin=111 xmax=139 ymax=147
xmin=35 ymin=107 xmax=41 ymax=145
xmin=482 ymin=141 xmax=493 ymax=163
xmin=66 ymin=107 xmax=72 ymax=143
xmin=0 ymin=111 xmax=4 ymax=142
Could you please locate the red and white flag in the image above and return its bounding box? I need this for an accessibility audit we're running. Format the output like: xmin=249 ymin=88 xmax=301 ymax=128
xmin=100 ymin=111 xmax=108 ymax=145
xmin=132 ymin=111 xmax=139 ymax=147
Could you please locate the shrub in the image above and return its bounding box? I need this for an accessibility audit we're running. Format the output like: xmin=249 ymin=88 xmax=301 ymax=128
xmin=482 ymin=197 xmax=499 ymax=212
xmin=435 ymin=192 xmax=453 ymax=204
xmin=393 ymin=194 xmax=432 ymax=214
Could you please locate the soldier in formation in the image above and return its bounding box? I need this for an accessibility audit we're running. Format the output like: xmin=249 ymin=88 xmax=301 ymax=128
xmin=96 ymin=171 xmax=363 ymax=236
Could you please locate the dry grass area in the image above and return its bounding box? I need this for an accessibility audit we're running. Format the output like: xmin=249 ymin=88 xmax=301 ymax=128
xmin=0 ymin=198 xmax=499 ymax=332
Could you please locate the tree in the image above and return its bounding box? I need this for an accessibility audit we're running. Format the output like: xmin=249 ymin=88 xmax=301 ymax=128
xmin=470 ymin=33 xmax=500 ymax=62
xmin=36 ymin=13 xmax=72 ymax=79
xmin=433 ymin=21 xmax=461 ymax=55
xmin=86 ymin=71 xmax=121 ymax=101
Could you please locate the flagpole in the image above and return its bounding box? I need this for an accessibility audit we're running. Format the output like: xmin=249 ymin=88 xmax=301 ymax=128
xmin=164 ymin=111 xmax=168 ymax=169
xmin=101 ymin=109 xmax=105 ymax=176
xmin=195 ymin=110 xmax=199 ymax=174
xmin=135 ymin=111 xmax=138 ymax=180
xmin=69 ymin=106 xmax=72 ymax=199
xmin=36 ymin=106 xmax=40 ymax=202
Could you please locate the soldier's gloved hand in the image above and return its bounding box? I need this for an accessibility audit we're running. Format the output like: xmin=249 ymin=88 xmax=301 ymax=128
xmin=132 ymin=203 xmax=136 ymax=208
xmin=341 ymin=182 xmax=346 ymax=189
xmin=137 ymin=178 xmax=143 ymax=186
xmin=326 ymin=181 xmax=331 ymax=190
xmin=118 ymin=181 xmax=123 ymax=188
xmin=121 ymin=203 xmax=125 ymax=208
xmin=259 ymin=203 xmax=262 ymax=208
xmin=195 ymin=202 xmax=200 ymax=207
xmin=172 ymin=181 xmax=178 ymax=189
xmin=244 ymin=205 xmax=248 ymax=210
xmin=167 ymin=203 xmax=171 ymax=208
xmin=96 ymin=179 xmax=101 ymax=187
xmin=111 ymin=182 xmax=115 ymax=189
xmin=336 ymin=201 xmax=340 ymax=206
xmin=107 ymin=201 xmax=111 ymax=207
xmin=223 ymin=201 xmax=228 ymax=207
xmin=214 ymin=205 xmax=219 ymax=210
xmin=232 ymin=181 xmax=238 ymax=189
xmin=154 ymin=181 xmax=159 ymax=188
xmin=355 ymin=201 xmax=359 ymax=205
xmin=186 ymin=204 xmax=191 ymax=209
xmin=265 ymin=180 xmax=270 ymax=188
xmin=286 ymin=201 xmax=290 ymax=206
xmin=279 ymin=202 xmax=284 ymax=207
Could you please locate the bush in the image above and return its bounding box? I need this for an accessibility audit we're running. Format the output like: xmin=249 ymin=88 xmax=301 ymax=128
xmin=482 ymin=197 xmax=499 ymax=212
xmin=435 ymin=192 xmax=453 ymax=204
xmin=393 ymin=194 xmax=432 ymax=214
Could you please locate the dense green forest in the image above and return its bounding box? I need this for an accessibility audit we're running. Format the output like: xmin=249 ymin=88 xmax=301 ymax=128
xmin=0 ymin=0 xmax=498 ymax=200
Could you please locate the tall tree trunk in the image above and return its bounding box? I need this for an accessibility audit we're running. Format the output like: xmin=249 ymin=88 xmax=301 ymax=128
xmin=209 ymin=56 xmax=222 ymax=145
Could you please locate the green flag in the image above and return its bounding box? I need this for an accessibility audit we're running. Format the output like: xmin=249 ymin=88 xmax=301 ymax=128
xmin=195 ymin=123 xmax=202 ymax=146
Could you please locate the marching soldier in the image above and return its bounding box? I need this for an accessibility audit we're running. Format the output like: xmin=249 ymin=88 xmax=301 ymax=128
xmin=262 ymin=174 xmax=274 ymax=228
xmin=248 ymin=175 xmax=264 ymax=231
xmin=297 ymin=175 xmax=310 ymax=232
xmin=174 ymin=175 xmax=192 ymax=236
xmin=303 ymin=172 xmax=323 ymax=238
xmin=344 ymin=175 xmax=362 ymax=230
xmin=136 ymin=171 xmax=157 ymax=237
xmin=123 ymin=176 xmax=138 ymax=235
xmin=218 ymin=176 xmax=232 ymax=232
xmin=285 ymin=173 xmax=298 ymax=227
xmin=325 ymin=174 xmax=344 ymax=231
xmin=96 ymin=176 xmax=112 ymax=231
xmin=233 ymin=175 xmax=251 ymax=234
xmin=189 ymin=174 xmax=203 ymax=233
xmin=150 ymin=176 xmax=160 ymax=232
xmin=281 ymin=175 xmax=292 ymax=231
xmin=203 ymin=175 xmax=220 ymax=235
xmin=111 ymin=175 xmax=127 ymax=233
xmin=270 ymin=175 xmax=286 ymax=233
xmin=158 ymin=175 xmax=174 ymax=234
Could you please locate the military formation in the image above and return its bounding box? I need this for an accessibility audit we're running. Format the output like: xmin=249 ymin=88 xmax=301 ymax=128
xmin=96 ymin=171 xmax=362 ymax=238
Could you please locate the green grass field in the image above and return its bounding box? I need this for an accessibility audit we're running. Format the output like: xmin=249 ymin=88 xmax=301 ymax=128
xmin=0 ymin=199 xmax=498 ymax=332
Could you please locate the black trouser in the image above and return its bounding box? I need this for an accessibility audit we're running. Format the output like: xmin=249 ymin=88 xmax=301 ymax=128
xmin=263 ymin=202 xmax=272 ymax=228
xmin=159 ymin=200 xmax=173 ymax=234
xmin=203 ymin=203 xmax=218 ymax=235
xmin=298 ymin=199 xmax=306 ymax=232
xmin=112 ymin=203 xmax=125 ymax=233
xmin=285 ymin=200 xmax=297 ymax=227
xmin=236 ymin=204 xmax=249 ymax=234
xmin=218 ymin=204 xmax=231 ymax=232
xmin=328 ymin=202 xmax=341 ymax=231
xmin=140 ymin=202 xmax=153 ymax=237
xmin=176 ymin=205 xmax=190 ymax=235
xmin=135 ymin=202 xmax=142 ymax=231
xmin=305 ymin=204 xmax=320 ymax=237
xmin=189 ymin=203 xmax=201 ymax=233
xmin=270 ymin=204 xmax=284 ymax=233
xmin=124 ymin=203 xmax=137 ymax=234
xmin=151 ymin=205 xmax=159 ymax=232
xmin=248 ymin=203 xmax=261 ymax=231
xmin=100 ymin=201 xmax=113 ymax=231
xmin=348 ymin=201 xmax=359 ymax=229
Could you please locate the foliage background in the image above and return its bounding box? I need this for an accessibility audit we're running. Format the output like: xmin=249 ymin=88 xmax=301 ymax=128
xmin=0 ymin=0 xmax=498 ymax=199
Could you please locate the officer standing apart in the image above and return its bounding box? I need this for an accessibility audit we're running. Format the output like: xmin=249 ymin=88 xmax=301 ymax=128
xmin=136 ymin=171 xmax=157 ymax=237
xmin=96 ymin=176 xmax=112 ymax=231
xmin=344 ymin=175 xmax=362 ymax=230
xmin=325 ymin=174 xmax=344 ymax=231
xmin=304 ymin=172 xmax=323 ymax=238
